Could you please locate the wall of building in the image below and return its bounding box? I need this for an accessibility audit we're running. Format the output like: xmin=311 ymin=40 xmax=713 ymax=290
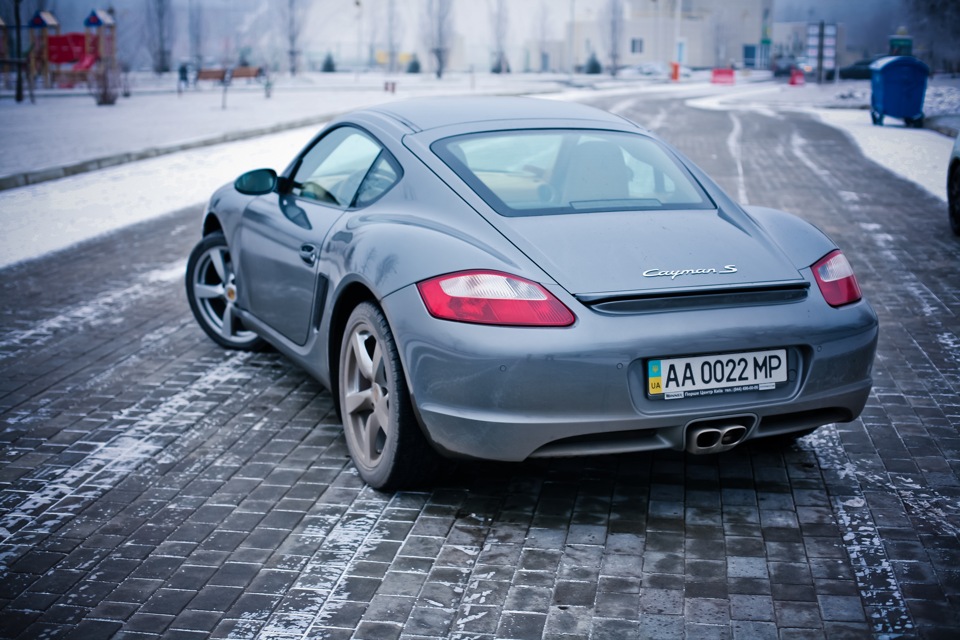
xmin=549 ymin=0 xmax=773 ymax=72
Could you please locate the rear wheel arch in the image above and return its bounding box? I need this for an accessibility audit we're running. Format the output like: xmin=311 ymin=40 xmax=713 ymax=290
xmin=331 ymin=289 xmax=440 ymax=489
xmin=328 ymin=282 xmax=378 ymax=414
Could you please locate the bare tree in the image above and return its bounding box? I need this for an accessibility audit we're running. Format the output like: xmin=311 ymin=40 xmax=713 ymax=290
xmin=599 ymin=0 xmax=625 ymax=77
xmin=385 ymin=0 xmax=402 ymax=74
xmin=490 ymin=0 xmax=508 ymax=73
xmin=144 ymin=0 xmax=172 ymax=74
xmin=188 ymin=0 xmax=203 ymax=68
xmin=422 ymin=0 xmax=454 ymax=79
xmin=906 ymin=0 xmax=960 ymax=72
xmin=536 ymin=1 xmax=551 ymax=72
xmin=282 ymin=0 xmax=308 ymax=76
xmin=1 ymin=0 xmax=43 ymax=26
xmin=365 ymin=2 xmax=379 ymax=68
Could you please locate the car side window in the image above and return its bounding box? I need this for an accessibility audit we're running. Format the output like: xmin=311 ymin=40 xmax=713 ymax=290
xmin=354 ymin=154 xmax=400 ymax=207
xmin=291 ymin=127 xmax=386 ymax=208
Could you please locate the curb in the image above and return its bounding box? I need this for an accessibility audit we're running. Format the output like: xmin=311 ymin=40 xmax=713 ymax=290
xmin=0 ymin=113 xmax=337 ymax=192
xmin=0 ymin=85 xmax=562 ymax=193
xmin=7 ymin=83 xmax=954 ymax=193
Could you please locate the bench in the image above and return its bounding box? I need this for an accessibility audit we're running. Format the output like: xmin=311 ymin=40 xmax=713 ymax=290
xmin=196 ymin=66 xmax=270 ymax=108
xmin=230 ymin=66 xmax=264 ymax=81
xmin=196 ymin=68 xmax=227 ymax=83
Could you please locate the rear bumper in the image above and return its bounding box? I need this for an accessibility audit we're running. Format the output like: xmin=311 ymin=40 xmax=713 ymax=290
xmin=383 ymin=282 xmax=878 ymax=462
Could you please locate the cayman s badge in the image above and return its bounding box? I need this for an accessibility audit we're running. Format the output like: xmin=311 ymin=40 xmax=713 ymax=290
xmin=642 ymin=265 xmax=738 ymax=280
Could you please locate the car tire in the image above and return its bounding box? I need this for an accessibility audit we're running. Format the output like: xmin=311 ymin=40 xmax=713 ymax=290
xmin=338 ymin=302 xmax=439 ymax=490
xmin=185 ymin=232 xmax=265 ymax=350
xmin=949 ymin=163 xmax=960 ymax=236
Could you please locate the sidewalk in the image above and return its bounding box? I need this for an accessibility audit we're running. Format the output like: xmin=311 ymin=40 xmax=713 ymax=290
xmin=2 ymin=72 xmax=957 ymax=195
xmin=1 ymin=71 xmax=956 ymax=270
xmin=1 ymin=74 xmax=954 ymax=177
xmin=0 ymin=69 xmax=774 ymax=192
xmin=0 ymin=72 xmax=576 ymax=191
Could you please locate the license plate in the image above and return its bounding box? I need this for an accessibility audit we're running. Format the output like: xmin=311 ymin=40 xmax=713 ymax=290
xmin=647 ymin=349 xmax=788 ymax=400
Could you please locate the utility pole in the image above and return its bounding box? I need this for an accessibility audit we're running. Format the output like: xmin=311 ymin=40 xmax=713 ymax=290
xmin=14 ymin=0 xmax=23 ymax=103
xmin=288 ymin=0 xmax=299 ymax=76
xmin=355 ymin=0 xmax=362 ymax=81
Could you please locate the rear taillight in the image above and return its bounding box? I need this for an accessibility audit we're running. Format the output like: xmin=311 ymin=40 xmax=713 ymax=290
xmin=417 ymin=270 xmax=575 ymax=326
xmin=812 ymin=250 xmax=862 ymax=307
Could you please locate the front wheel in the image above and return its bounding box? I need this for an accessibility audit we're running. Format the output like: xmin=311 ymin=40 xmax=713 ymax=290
xmin=185 ymin=232 xmax=264 ymax=350
xmin=338 ymin=302 xmax=439 ymax=490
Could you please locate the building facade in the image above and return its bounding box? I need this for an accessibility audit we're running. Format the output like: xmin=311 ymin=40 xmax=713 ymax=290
xmin=535 ymin=0 xmax=774 ymax=73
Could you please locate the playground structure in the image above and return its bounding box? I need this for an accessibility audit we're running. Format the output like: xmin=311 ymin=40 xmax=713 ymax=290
xmin=26 ymin=8 xmax=117 ymax=89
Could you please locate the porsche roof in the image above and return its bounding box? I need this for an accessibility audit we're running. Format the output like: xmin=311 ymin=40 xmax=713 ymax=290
xmin=365 ymin=96 xmax=631 ymax=132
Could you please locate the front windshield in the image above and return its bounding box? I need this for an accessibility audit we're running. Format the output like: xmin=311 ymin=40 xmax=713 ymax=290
xmin=432 ymin=129 xmax=714 ymax=217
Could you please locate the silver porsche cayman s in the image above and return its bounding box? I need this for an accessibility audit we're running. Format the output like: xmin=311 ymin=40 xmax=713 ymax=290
xmin=186 ymin=96 xmax=878 ymax=489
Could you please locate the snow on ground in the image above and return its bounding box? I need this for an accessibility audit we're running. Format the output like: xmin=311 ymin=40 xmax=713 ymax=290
xmin=0 ymin=75 xmax=957 ymax=269
xmin=0 ymin=125 xmax=317 ymax=268
xmin=687 ymin=85 xmax=957 ymax=203
xmin=815 ymin=108 xmax=953 ymax=202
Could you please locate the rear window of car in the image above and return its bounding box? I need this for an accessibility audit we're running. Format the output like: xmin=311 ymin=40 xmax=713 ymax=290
xmin=432 ymin=129 xmax=714 ymax=217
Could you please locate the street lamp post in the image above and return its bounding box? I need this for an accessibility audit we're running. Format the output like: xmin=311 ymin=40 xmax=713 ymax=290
xmin=355 ymin=0 xmax=363 ymax=81
xmin=14 ymin=0 xmax=23 ymax=103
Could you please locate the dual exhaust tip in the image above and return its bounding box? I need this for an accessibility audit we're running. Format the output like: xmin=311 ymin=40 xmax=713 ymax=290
xmin=686 ymin=422 xmax=750 ymax=454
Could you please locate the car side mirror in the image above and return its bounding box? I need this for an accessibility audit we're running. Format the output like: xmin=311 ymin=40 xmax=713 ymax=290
xmin=235 ymin=168 xmax=278 ymax=195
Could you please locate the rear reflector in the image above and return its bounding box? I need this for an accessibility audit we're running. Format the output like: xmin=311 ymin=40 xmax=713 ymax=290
xmin=417 ymin=270 xmax=575 ymax=326
xmin=812 ymin=250 xmax=862 ymax=307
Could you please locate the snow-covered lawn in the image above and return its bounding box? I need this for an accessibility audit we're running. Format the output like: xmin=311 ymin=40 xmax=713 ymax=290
xmin=0 ymin=77 xmax=956 ymax=269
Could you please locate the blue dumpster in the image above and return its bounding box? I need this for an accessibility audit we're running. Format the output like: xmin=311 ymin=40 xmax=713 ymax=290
xmin=870 ymin=56 xmax=929 ymax=127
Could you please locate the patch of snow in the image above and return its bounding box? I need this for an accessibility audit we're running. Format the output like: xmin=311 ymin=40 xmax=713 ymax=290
xmin=814 ymin=108 xmax=953 ymax=202
xmin=726 ymin=113 xmax=748 ymax=204
xmin=0 ymin=351 xmax=253 ymax=555
xmin=0 ymin=259 xmax=186 ymax=358
xmin=0 ymin=125 xmax=318 ymax=269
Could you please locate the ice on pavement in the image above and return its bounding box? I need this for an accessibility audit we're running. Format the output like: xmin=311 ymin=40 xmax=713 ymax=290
xmin=0 ymin=77 xmax=956 ymax=269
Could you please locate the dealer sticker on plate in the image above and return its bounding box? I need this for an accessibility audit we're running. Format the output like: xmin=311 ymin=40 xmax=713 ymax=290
xmin=647 ymin=349 xmax=788 ymax=400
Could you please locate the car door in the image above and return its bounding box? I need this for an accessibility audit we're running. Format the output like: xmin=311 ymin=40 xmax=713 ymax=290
xmin=238 ymin=126 xmax=387 ymax=346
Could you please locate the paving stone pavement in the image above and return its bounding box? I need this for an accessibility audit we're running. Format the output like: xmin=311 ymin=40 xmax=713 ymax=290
xmin=1 ymin=94 xmax=959 ymax=639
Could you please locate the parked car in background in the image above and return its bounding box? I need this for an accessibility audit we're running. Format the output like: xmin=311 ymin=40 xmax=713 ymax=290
xmin=772 ymin=55 xmax=795 ymax=77
xmin=185 ymin=97 xmax=878 ymax=489
xmin=949 ymin=134 xmax=960 ymax=235
xmin=794 ymin=58 xmax=814 ymax=74
xmin=839 ymin=55 xmax=886 ymax=79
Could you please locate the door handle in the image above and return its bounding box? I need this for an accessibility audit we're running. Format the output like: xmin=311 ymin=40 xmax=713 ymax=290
xmin=299 ymin=244 xmax=317 ymax=266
